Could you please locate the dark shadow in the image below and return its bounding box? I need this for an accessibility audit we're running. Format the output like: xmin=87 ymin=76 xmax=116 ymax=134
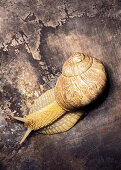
xmin=0 ymin=162 xmax=7 ymax=170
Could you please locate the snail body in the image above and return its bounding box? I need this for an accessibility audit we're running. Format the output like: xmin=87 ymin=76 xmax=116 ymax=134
xmin=30 ymin=88 xmax=83 ymax=135
xmin=12 ymin=53 xmax=107 ymax=144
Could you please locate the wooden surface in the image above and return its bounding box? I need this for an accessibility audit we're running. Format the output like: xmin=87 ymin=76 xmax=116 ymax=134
xmin=0 ymin=0 xmax=121 ymax=170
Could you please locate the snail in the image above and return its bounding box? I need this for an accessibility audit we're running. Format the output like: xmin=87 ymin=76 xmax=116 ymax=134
xmin=12 ymin=52 xmax=107 ymax=144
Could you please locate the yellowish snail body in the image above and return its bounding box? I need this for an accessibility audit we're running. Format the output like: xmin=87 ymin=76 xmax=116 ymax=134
xmin=12 ymin=53 xmax=107 ymax=144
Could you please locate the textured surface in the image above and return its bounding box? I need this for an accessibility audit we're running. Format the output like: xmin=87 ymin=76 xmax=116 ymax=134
xmin=29 ymin=88 xmax=83 ymax=134
xmin=55 ymin=53 xmax=107 ymax=110
xmin=0 ymin=0 xmax=121 ymax=170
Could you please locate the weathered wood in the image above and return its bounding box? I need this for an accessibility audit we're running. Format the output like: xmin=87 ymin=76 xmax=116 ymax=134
xmin=0 ymin=0 xmax=121 ymax=169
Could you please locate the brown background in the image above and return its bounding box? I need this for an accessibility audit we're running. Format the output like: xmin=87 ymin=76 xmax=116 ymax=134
xmin=0 ymin=0 xmax=121 ymax=170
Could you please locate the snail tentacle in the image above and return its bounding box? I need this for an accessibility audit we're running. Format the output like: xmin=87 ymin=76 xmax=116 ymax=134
xmin=12 ymin=116 xmax=26 ymax=122
xmin=20 ymin=128 xmax=32 ymax=145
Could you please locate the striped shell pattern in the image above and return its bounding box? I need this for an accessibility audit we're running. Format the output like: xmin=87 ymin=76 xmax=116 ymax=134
xmin=55 ymin=53 xmax=107 ymax=111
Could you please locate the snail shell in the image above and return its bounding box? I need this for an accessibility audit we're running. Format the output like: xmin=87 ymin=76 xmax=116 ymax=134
xmin=55 ymin=52 xmax=107 ymax=110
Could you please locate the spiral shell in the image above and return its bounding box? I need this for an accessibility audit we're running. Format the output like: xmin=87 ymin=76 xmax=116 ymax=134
xmin=54 ymin=52 xmax=107 ymax=111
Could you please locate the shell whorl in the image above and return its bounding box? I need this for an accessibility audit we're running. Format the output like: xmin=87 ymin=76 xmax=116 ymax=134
xmin=62 ymin=53 xmax=93 ymax=76
xmin=54 ymin=52 xmax=107 ymax=111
